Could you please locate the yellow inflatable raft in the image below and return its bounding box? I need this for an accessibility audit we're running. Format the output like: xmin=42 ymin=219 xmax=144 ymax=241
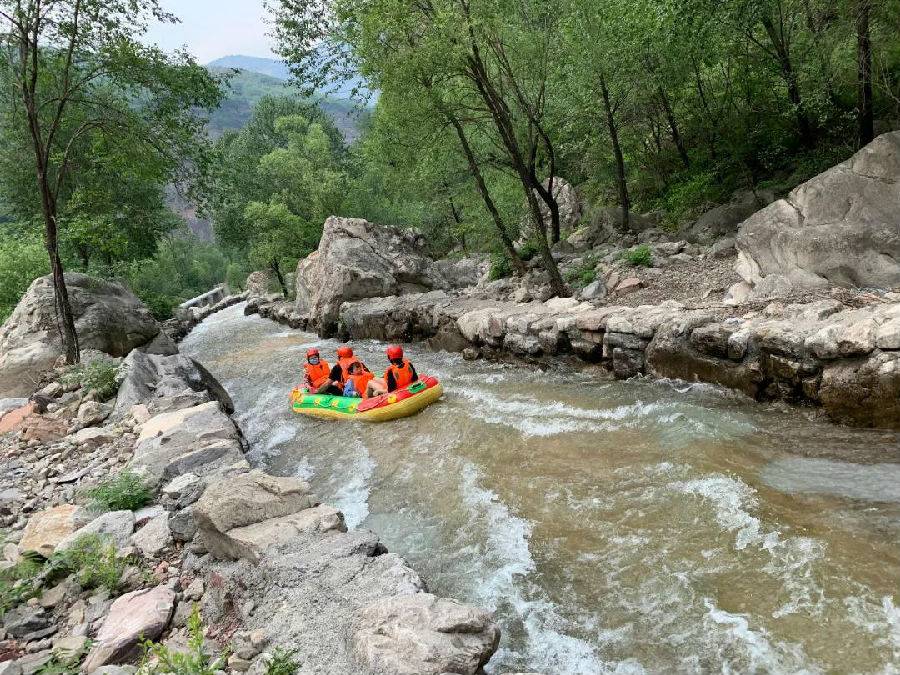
xmin=289 ymin=376 xmax=443 ymax=422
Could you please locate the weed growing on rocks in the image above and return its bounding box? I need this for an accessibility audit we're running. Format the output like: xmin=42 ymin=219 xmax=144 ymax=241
xmin=49 ymin=534 xmax=125 ymax=592
xmin=623 ymin=244 xmax=653 ymax=267
xmin=265 ymin=648 xmax=300 ymax=675
xmin=140 ymin=605 xmax=229 ymax=675
xmin=61 ymin=360 xmax=120 ymax=400
xmin=0 ymin=555 xmax=43 ymax=617
xmin=85 ymin=470 xmax=153 ymax=512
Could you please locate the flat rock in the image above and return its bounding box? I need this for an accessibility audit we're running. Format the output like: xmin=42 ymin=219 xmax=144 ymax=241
xmin=352 ymin=593 xmax=500 ymax=675
xmin=131 ymin=513 xmax=171 ymax=558
xmin=83 ymin=585 xmax=175 ymax=673
xmin=19 ymin=505 xmax=78 ymax=557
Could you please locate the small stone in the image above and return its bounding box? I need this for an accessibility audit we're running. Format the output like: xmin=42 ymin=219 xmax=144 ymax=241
xmin=39 ymin=581 xmax=72 ymax=609
xmin=614 ymin=277 xmax=643 ymax=295
xmin=52 ymin=635 xmax=89 ymax=665
xmin=38 ymin=383 xmax=63 ymax=399
xmin=131 ymin=513 xmax=171 ymax=558
xmin=227 ymin=656 xmax=251 ymax=672
xmin=183 ymin=578 xmax=204 ymax=601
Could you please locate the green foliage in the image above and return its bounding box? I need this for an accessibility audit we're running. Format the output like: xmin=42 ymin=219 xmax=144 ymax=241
xmin=488 ymin=251 xmax=513 ymax=281
xmin=140 ymin=605 xmax=229 ymax=675
xmin=0 ymin=225 xmax=48 ymax=324
xmin=84 ymin=471 xmax=153 ymax=513
xmin=49 ymin=534 xmax=125 ymax=593
xmin=265 ymin=649 xmax=301 ymax=675
xmin=61 ymin=360 xmax=120 ymax=401
xmin=622 ymin=245 xmax=653 ymax=268
xmin=564 ymin=255 xmax=598 ymax=288
xmin=0 ymin=550 xmax=43 ymax=618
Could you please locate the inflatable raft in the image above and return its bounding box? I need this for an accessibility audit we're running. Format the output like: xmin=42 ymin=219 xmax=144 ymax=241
xmin=289 ymin=375 xmax=443 ymax=422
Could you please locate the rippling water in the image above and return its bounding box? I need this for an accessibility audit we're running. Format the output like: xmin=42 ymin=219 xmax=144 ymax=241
xmin=182 ymin=304 xmax=900 ymax=674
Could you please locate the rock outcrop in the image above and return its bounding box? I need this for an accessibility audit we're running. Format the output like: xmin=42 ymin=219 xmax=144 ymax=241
xmin=0 ymin=274 xmax=176 ymax=398
xmin=736 ymin=132 xmax=900 ymax=294
xmin=295 ymin=217 xmax=466 ymax=335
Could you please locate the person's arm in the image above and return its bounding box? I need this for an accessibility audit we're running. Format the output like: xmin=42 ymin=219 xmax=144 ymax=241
xmin=386 ymin=369 xmax=397 ymax=393
xmin=409 ymin=363 xmax=418 ymax=382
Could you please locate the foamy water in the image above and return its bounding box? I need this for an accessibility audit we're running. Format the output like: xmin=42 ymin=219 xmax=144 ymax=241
xmin=183 ymin=303 xmax=900 ymax=674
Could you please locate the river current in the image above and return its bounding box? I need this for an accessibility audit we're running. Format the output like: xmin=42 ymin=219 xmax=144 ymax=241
xmin=182 ymin=303 xmax=900 ymax=674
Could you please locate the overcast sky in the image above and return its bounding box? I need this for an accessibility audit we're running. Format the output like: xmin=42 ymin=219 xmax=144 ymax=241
xmin=144 ymin=0 xmax=275 ymax=64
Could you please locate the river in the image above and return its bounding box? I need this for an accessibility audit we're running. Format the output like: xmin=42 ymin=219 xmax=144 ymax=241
xmin=182 ymin=303 xmax=900 ymax=674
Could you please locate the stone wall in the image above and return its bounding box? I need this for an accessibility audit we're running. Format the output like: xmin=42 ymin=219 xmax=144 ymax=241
xmin=248 ymin=292 xmax=900 ymax=429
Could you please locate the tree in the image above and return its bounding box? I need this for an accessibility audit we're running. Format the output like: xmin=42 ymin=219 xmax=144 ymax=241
xmin=0 ymin=0 xmax=222 ymax=363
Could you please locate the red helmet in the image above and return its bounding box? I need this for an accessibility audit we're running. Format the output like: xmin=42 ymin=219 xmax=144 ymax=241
xmin=386 ymin=345 xmax=404 ymax=361
xmin=336 ymin=345 xmax=353 ymax=359
xmin=306 ymin=348 xmax=320 ymax=359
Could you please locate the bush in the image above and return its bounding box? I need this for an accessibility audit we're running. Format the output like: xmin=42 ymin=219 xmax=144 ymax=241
xmin=622 ymin=244 xmax=653 ymax=267
xmin=0 ymin=226 xmax=49 ymax=324
xmin=488 ymin=251 xmax=513 ymax=280
xmin=84 ymin=471 xmax=153 ymax=513
xmin=0 ymin=553 xmax=42 ymax=618
xmin=140 ymin=604 xmax=228 ymax=675
xmin=564 ymin=254 xmax=598 ymax=288
xmin=49 ymin=534 xmax=125 ymax=592
xmin=61 ymin=360 xmax=120 ymax=401
xmin=265 ymin=649 xmax=300 ymax=675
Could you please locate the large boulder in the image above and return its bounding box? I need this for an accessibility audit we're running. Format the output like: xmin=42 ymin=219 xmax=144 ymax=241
xmin=681 ymin=189 xmax=775 ymax=245
xmin=566 ymin=205 xmax=660 ymax=251
xmin=0 ymin=274 xmax=175 ymax=398
xmin=192 ymin=470 xmax=345 ymax=561
xmin=352 ymin=593 xmax=500 ymax=675
xmin=244 ymin=271 xmax=271 ymax=298
xmin=736 ymin=132 xmax=900 ymax=292
xmin=295 ymin=217 xmax=451 ymax=334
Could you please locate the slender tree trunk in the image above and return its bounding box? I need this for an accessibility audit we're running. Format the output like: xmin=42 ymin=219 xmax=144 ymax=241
xmin=658 ymin=86 xmax=690 ymax=168
xmin=44 ymin=212 xmax=80 ymax=364
xmin=599 ymin=74 xmax=630 ymax=229
xmin=692 ymin=60 xmax=719 ymax=160
xmin=446 ymin=112 xmax=526 ymax=275
xmin=856 ymin=0 xmax=874 ymax=146
xmin=761 ymin=16 xmax=815 ymax=147
xmin=271 ymin=259 xmax=288 ymax=298
xmin=447 ymin=197 xmax=468 ymax=253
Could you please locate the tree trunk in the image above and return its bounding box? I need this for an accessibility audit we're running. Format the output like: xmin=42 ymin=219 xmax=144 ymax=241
xmin=599 ymin=74 xmax=631 ymax=229
xmin=658 ymin=86 xmax=690 ymax=168
xmin=761 ymin=15 xmax=815 ymax=147
xmin=856 ymin=0 xmax=874 ymax=146
xmin=271 ymin=259 xmax=288 ymax=298
xmin=446 ymin=112 xmax=526 ymax=275
xmin=44 ymin=215 xmax=80 ymax=365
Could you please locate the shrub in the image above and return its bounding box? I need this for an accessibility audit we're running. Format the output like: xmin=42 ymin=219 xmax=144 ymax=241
xmin=0 ymin=226 xmax=49 ymax=324
xmin=563 ymin=255 xmax=598 ymax=288
xmin=84 ymin=471 xmax=153 ymax=513
xmin=0 ymin=555 xmax=43 ymax=618
xmin=61 ymin=360 xmax=120 ymax=401
xmin=49 ymin=534 xmax=125 ymax=592
xmin=622 ymin=244 xmax=653 ymax=268
xmin=265 ymin=649 xmax=300 ymax=675
xmin=140 ymin=605 xmax=228 ymax=675
xmin=488 ymin=251 xmax=513 ymax=280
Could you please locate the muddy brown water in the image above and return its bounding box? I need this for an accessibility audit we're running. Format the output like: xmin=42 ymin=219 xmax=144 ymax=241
xmin=182 ymin=303 xmax=900 ymax=674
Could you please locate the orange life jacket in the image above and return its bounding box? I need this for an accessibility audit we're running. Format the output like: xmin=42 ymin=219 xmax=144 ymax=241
xmin=338 ymin=357 xmax=362 ymax=385
xmin=304 ymin=360 xmax=331 ymax=390
xmin=349 ymin=371 xmax=375 ymax=398
xmin=386 ymin=359 xmax=415 ymax=390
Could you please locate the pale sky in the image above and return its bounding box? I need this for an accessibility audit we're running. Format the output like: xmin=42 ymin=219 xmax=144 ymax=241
xmin=144 ymin=0 xmax=275 ymax=63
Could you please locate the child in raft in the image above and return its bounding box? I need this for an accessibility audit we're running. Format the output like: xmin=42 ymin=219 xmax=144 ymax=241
xmin=365 ymin=345 xmax=418 ymax=398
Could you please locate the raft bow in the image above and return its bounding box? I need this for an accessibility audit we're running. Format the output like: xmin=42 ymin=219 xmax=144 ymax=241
xmin=289 ymin=376 xmax=443 ymax=422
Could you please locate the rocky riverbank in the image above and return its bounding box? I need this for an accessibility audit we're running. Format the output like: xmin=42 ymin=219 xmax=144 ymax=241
xmin=0 ymin=350 xmax=501 ymax=673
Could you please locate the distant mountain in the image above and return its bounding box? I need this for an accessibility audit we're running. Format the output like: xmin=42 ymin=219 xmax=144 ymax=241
xmin=206 ymin=54 xmax=369 ymax=101
xmin=206 ymin=67 xmax=365 ymax=142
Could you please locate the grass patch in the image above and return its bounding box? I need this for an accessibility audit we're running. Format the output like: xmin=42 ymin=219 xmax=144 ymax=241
xmin=140 ymin=605 xmax=229 ymax=675
xmin=49 ymin=534 xmax=125 ymax=592
xmin=564 ymin=254 xmax=598 ymax=289
xmin=84 ymin=471 xmax=153 ymax=513
xmin=61 ymin=360 xmax=120 ymax=401
xmin=488 ymin=251 xmax=513 ymax=280
xmin=622 ymin=244 xmax=653 ymax=268
xmin=265 ymin=648 xmax=301 ymax=675
xmin=0 ymin=555 xmax=43 ymax=618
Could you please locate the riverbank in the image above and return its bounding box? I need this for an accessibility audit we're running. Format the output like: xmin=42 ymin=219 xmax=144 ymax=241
xmin=247 ymin=289 xmax=900 ymax=429
xmin=0 ymin=348 xmax=500 ymax=674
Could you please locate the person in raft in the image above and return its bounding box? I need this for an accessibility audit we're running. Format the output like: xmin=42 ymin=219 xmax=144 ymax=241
xmin=365 ymin=345 xmax=418 ymax=398
xmin=304 ymin=345 xmax=371 ymax=395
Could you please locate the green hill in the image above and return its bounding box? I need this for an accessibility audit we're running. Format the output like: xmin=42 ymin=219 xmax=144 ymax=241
xmin=207 ymin=67 xmax=364 ymax=141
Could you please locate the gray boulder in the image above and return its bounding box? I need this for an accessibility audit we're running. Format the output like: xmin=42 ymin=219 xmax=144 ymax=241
xmin=353 ymin=593 xmax=500 ymax=675
xmin=295 ymin=217 xmax=449 ymax=334
xmin=55 ymin=511 xmax=134 ymax=553
xmin=245 ymin=271 xmax=271 ymax=298
xmin=682 ymin=190 xmax=775 ymax=245
xmin=0 ymin=273 xmax=174 ymax=398
xmin=736 ymin=132 xmax=900 ymax=291
xmin=115 ymin=351 xmax=233 ymax=415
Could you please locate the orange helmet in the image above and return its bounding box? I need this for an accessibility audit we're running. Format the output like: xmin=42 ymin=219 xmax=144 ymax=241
xmin=306 ymin=348 xmax=320 ymax=358
xmin=336 ymin=345 xmax=353 ymax=359
xmin=386 ymin=345 xmax=404 ymax=361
